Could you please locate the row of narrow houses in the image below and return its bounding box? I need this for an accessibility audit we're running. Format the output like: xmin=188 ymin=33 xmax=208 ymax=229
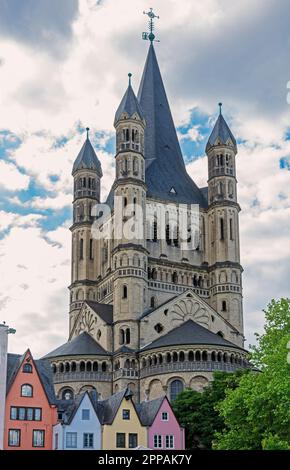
xmin=0 ymin=327 xmax=184 ymax=450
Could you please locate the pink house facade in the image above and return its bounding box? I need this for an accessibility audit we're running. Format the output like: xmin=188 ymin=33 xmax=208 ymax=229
xmin=138 ymin=396 xmax=185 ymax=450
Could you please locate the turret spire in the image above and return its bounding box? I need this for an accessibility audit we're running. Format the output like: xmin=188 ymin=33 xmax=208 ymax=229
xmin=114 ymin=74 xmax=144 ymax=126
xmin=206 ymin=104 xmax=237 ymax=152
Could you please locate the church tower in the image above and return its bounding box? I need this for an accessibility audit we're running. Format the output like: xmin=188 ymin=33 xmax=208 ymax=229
xmin=69 ymin=129 xmax=103 ymax=334
xmin=206 ymin=104 xmax=243 ymax=336
xmin=112 ymin=75 xmax=148 ymax=393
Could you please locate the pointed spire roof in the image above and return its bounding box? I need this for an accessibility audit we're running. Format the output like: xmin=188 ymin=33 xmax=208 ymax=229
xmin=137 ymin=44 xmax=207 ymax=207
xmin=206 ymin=104 xmax=237 ymax=152
xmin=72 ymin=129 xmax=103 ymax=176
xmin=114 ymin=74 xmax=144 ymax=126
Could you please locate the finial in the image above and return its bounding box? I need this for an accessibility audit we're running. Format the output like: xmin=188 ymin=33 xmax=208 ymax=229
xmin=128 ymin=73 xmax=132 ymax=86
xmin=86 ymin=127 xmax=90 ymax=139
xmin=218 ymin=102 xmax=222 ymax=115
xmin=142 ymin=8 xmax=160 ymax=43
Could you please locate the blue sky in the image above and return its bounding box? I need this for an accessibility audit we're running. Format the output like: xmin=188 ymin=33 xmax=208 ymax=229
xmin=0 ymin=0 xmax=290 ymax=356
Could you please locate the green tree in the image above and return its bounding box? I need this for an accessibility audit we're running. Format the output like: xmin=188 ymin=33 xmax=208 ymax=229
xmin=172 ymin=371 xmax=244 ymax=449
xmin=214 ymin=298 xmax=290 ymax=450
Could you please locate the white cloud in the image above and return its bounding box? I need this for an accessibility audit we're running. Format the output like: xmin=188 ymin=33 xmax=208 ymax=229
xmin=0 ymin=160 xmax=30 ymax=191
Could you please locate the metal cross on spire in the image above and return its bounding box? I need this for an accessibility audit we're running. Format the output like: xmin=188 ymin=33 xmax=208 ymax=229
xmin=142 ymin=7 xmax=160 ymax=43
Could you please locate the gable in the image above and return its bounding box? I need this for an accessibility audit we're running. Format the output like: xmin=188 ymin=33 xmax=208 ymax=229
xmin=111 ymin=396 xmax=143 ymax=428
xmin=140 ymin=289 xmax=241 ymax=349
xmin=69 ymin=394 xmax=101 ymax=428
xmin=6 ymin=350 xmax=53 ymax=407
xmin=69 ymin=302 xmax=113 ymax=351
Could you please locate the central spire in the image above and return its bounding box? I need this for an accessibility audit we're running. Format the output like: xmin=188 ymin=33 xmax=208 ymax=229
xmin=137 ymin=44 xmax=207 ymax=207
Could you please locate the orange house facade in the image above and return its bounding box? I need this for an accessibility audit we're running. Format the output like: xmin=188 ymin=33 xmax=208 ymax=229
xmin=4 ymin=350 xmax=57 ymax=450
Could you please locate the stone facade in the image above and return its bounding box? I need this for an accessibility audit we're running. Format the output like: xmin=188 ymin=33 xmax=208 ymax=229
xmin=45 ymin=44 xmax=249 ymax=403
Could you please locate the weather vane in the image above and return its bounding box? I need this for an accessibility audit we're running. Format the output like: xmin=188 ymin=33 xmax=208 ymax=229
xmin=142 ymin=8 xmax=160 ymax=43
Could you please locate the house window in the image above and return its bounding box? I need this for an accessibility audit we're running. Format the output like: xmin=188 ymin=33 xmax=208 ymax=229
xmin=122 ymin=409 xmax=130 ymax=420
xmin=170 ymin=380 xmax=183 ymax=401
xmin=154 ymin=434 xmax=162 ymax=448
xmin=32 ymin=430 xmax=45 ymax=447
xmin=161 ymin=412 xmax=169 ymax=421
xmin=165 ymin=435 xmax=174 ymax=449
xmin=129 ymin=433 xmax=138 ymax=448
xmin=82 ymin=409 xmax=90 ymax=420
xmin=83 ymin=433 xmax=94 ymax=449
xmin=23 ymin=363 xmax=32 ymax=373
xmin=8 ymin=429 xmax=20 ymax=447
xmin=10 ymin=407 xmax=17 ymax=420
xmin=21 ymin=384 xmax=33 ymax=397
xmin=66 ymin=432 xmax=77 ymax=449
xmin=55 ymin=433 xmax=59 ymax=450
xmin=116 ymin=433 xmax=126 ymax=448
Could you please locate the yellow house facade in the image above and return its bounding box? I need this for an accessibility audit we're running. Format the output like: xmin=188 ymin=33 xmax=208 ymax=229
xmin=102 ymin=391 xmax=147 ymax=450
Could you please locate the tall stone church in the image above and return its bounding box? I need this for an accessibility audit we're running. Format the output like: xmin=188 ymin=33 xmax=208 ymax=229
xmin=44 ymin=43 xmax=248 ymax=403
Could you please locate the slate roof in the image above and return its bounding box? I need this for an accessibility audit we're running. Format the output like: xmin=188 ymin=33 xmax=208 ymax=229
xmin=72 ymin=136 xmax=102 ymax=176
xmin=206 ymin=111 xmax=237 ymax=152
xmin=137 ymin=44 xmax=207 ymax=207
xmin=141 ymin=319 xmax=242 ymax=351
xmin=43 ymin=331 xmax=110 ymax=359
xmin=56 ymin=391 xmax=104 ymax=425
xmin=85 ymin=301 xmax=113 ymax=325
xmin=136 ymin=396 xmax=164 ymax=426
xmin=114 ymin=81 xmax=144 ymax=125
xmin=6 ymin=352 xmax=56 ymax=404
xmin=101 ymin=388 xmax=133 ymax=424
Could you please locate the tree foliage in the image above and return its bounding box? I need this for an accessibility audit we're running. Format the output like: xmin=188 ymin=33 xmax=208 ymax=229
xmin=173 ymin=299 xmax=290 ymax=450
xmin=214 ymin=298 xmax=290 ymax=450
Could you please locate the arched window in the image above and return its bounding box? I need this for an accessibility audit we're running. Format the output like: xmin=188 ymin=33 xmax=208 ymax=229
xmin=89 ymin=239 xmax=93 ymax=260
xmin=125 ymin=328 xmax=130 ymax=344
xmin=62 ymin=388 xmax=74 ymax=400
xmin=220 ymin=218 xmax=224 ymax=240
xmin=179 ymin=351 xmax=185 ymax=362
xmin=23 ymin=363 xmax=32 ymax=373
xmin=80 ymin=361 xmax=85 ymax=372
xmin=170 ymin=380 xmax=183 ymax=401
xmin=86 ymin=362 xmax=92 ymax=372
xmin=172 ymin=272 xmax=178 ymax=284
xmin=202 ymin=351 xmax=208 ymax=361
xmin=122 ymin=285 xmax=128 ymax=299
xmin=188 ymin=351 xmax=194 ymax=362
xmin=222 ymin=301 xmax=227 ymax=312
xmin=119 ymin=329 xmax=125 ymax=345
xmin=93 ymin=362 xmax=98 ymax=372
xmin=71 ymin=362 xmax=76 ymax=372
xmin=172 ymin=352 xmax=178 ymax=362
xmin=21 ymin=384 xmax=33 ymax=397
xmin=79 ymin=238 xmax=84 ymax=260
xmin=101 ymin=362 xmax=107 ymax=372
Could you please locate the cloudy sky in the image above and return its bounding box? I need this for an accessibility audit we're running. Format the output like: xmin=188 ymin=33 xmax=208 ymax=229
xmin=0 ymin=0 xmax=290 ymax=357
